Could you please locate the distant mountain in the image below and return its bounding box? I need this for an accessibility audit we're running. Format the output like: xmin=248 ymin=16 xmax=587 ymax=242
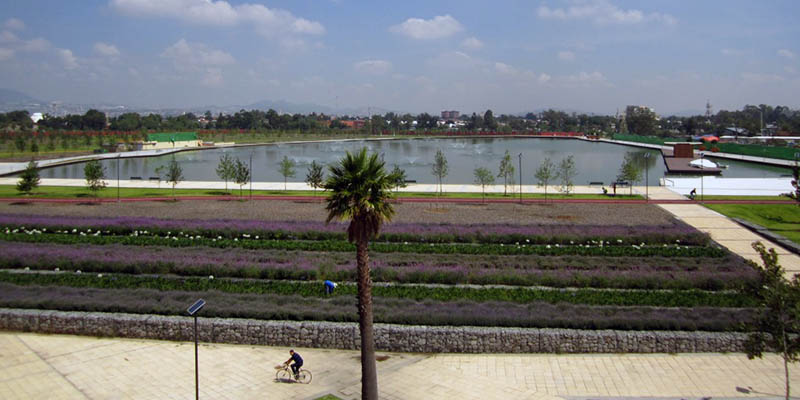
xmin=245 ymin=99 xmax=395 ymax=117
xmin=0 ymin=88 xmax=43 ymax=105
xmin=667 ymin=109 xmax=705 ymax=117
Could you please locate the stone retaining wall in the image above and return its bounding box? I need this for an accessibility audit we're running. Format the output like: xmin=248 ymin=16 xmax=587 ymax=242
xmin=0 ymin=308 xmax=748 ymax=353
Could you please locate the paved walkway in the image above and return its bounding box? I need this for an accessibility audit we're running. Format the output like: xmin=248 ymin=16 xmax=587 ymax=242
xmin=647 ymin=186 xmax=800 ymax=277
xmin=0 ymin=332 xmax=795 ymax=400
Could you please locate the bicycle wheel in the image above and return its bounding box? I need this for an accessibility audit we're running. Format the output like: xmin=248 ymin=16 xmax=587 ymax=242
xmin=276 ymin=368 xmax=292 ymax=382
xmin=296 ymin=369 xmax=312 ymax=384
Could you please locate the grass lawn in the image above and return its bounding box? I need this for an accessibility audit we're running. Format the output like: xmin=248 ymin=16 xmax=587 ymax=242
xmin=696 ymin=195 xmax=789 ymax=201
xmin=0 ymin=185 xmax=642 ymax=200
xmin=704 ymin=203 xmax=800 ymax=244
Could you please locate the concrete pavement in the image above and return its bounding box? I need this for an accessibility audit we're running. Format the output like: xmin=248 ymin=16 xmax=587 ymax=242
xmin=0 ymin=331 xmax=795 ymax=399
xmin=648 ymin=186 xmax=800 ymax=277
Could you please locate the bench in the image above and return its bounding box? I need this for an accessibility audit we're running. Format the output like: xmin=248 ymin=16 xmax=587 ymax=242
xmin=589 ymin=181 xmax=603 ymax=186
xmin=613 ymin=181 xmax=630 ymax=188
xmin=148 ymin=177 xmax=160 ymax=181
xmin=129 ymin=176 xmax=142 ymax=180
xmin=404 ymin=180 xmax=417 ymax=183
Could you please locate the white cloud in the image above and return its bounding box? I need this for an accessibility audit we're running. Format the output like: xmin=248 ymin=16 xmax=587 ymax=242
xmin=3 ymin=18 xmax=25 ymax=31
xmin=0 ymin=48 xmax=13 ymax=61
xmin=20 ymin=38 xmax=49 ymax=52
xmin=558 ymin=50 xmax=575 ymax=61
xmin=94 ymin=42 xmax=120 ymax=57
xmin=461 ymin=37 xmax=484 ymax=50
xmin=354 ymin=59 xmax=392 ymax=75
xmin=201 ymin=68 xmax=224 ymax=87
xmin=110 ymin=0 xmax=324 ymax=36
xmin=0 ymin=30 xmax=49 ymax=52
xmin=161 ymin=39 xmax=234 ymax=66
xmin=538 ymin=73 xmax=552 ymax=83
xmin=778 ymin=49 xmax=796 ymax=59
xmin=538 ymin=0 xmax=676 ymax=26
xmin=721 ymin=48 xmax=744 ymax=56
xmin=59 ymin=49 xmax=79 ymax=70
xmin=0 ymin=30 xmax=17 ymax=43
xmin=494 ymin=62 xmax=517 ymax=75
xmin=390 ymin=15 xmax=464 ymax=39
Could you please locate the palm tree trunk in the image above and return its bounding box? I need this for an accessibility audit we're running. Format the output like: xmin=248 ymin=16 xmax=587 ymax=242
xmin=356 ymin=239 xmax=378 ymax=399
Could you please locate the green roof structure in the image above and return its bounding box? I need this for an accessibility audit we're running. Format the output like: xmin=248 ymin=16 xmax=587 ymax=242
xmin=146 ymin=132 xmax=198 ymax=143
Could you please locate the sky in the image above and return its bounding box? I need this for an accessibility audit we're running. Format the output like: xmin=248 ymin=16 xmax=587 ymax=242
xmin=0 ymin=0 xmax=798 ymax=115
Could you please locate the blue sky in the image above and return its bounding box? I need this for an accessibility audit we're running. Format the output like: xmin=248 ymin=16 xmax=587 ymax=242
xmin=0 ymin=0 xmax=798 ymax=115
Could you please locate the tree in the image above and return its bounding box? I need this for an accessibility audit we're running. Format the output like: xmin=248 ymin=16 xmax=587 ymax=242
xmin=431 ymin=149 xmax=448 ymax=195
xmin=558 ymin=155 xmax=577 ymax=195
xmin=82 ymin=109 xmax=107 ymax=131
xmin=279 ymin=155 xmax=295 ymax=190
xmin=744 ymin=242 xmax=800 ymax=400
xmin=233 ymin=158 xmax=251 ymax=199
xmin=498 ymin=150 xmax=515 ymax=196
xmin=484 ymin=109 xmax=498 ymax=131
xmin=166 ymin=157 xmax=183 ymax=200
xmin=215 ymin=154 xmax=235 ymax=194
xmin=153 ymin=165 xmax=166 ymax=189
xmin=617 ymin=152 xmax=643 ymax=196
xmin=535 ymin=158 xmax=556 ymax=201
xmin=389 ymin=165 xmax=408 ymax=193
xmin=305 ymin=160 xmax=325 ymax=196
xmin=787 ymin=158 xmax=800 ymax=205
xmin=323 ymin=148 xmax=395 ymax=400
xmin=625 ymin=106 xmax=657 ymax=136
xmin=16 ymin=161 xmax=40 ymax=195
xmin=473 ymin=166 xmax=494 ymax=203
xmin=84 ymin=159 xmax=107 ymax=197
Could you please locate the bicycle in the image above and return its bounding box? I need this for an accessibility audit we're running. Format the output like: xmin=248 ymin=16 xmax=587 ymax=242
xmin=275 ymin=363 xmax=312 ymax=384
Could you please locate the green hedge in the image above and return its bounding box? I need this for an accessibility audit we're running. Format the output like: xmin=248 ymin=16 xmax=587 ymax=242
xmin=0 ymin=271 xmax=757 ymax=308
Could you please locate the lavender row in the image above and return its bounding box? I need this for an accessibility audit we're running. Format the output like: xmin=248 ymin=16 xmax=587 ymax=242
xmin=0 ymin=213 xmax=708 ymax=245
xmin=0 ymin=283 xmax=756 ymax=331
xmin=0 ymin=241 xmax=757 ymax=290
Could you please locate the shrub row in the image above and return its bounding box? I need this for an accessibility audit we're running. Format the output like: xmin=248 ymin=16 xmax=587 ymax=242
xmin=0 ymin=242 xmax=756 ymax=291
xmin=0 ymin=283 xmax=756 ymax=331
xmin=0 ymin=214 xmax=710 ymax=246
xmin=0 ymin=232 xmax=726 ymax=258
xmin=0 ymin=271 xmax=757 ymax=308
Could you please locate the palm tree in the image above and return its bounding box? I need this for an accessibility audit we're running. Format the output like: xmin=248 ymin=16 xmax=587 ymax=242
xmin=324 ymin=148 xmax=395 ymax=400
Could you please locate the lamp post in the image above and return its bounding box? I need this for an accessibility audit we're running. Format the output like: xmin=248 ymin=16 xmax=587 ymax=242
xmin=699 ymin=152 xmax=704 ymax=202
xmin=116 ymin=154 xmax=120 ymax=203
xmin=249 ymin=152 xmax=253 ymax=200
xmin=518 ymin=153 xmax=523 ymax=204
xmin=187 ymin=299 xmax=206 ymax=400
xmin=643 ymin=152 xmax=650 ymax=201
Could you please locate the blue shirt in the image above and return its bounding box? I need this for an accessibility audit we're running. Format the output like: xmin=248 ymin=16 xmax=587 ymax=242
xmin=291 ymin=353 xmax=303 ymax=364
xmin=324 ymin=280 xmax=335 ymax=289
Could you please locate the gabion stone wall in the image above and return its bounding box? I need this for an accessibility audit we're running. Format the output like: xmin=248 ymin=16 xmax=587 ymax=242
xmin=0 ymin=309 xmax=747 ymax=353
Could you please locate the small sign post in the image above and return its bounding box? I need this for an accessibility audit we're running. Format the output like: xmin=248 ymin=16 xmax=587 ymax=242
xmin=187 ymin=299 xmax=205 ymax=400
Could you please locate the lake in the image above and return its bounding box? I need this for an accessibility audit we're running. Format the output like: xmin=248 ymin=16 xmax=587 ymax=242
xmin=40 ymin=138 xmax=791 ymax=185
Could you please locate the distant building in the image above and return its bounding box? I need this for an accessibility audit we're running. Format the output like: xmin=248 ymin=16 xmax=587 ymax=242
xmin=441 ymin=110 xmax=460 ymax=120
xmin=339 ymin=120 xmax=366 ymax=129
xmin=30 ymin=112 xmax=43 ymax=123
xmin=133 ymin=132 xmax=201 ymax=150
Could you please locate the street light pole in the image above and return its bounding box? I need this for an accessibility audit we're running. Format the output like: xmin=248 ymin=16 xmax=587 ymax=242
xmin=644 ymin=153 xmax=650 ymax=201
xmin=700 ymin=152 xmax=704 ymax=202
xmin=518 ymin=153 xmax=522 ymax=204
xmin=117 ymin=154 xmax=120 ymax=203
xmin=249 ymin=152 xmax=253 ymax=200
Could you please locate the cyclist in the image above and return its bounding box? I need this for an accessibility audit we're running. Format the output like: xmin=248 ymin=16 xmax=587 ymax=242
xmin=284 ymin=349 xmax=304 ymax=379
